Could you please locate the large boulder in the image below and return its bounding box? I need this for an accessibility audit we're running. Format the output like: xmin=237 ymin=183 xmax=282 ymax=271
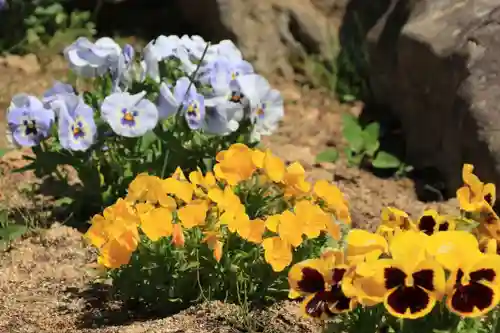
xmin=341 ymin=0 xmax=500 ymax=197
xmin=174 ymin=0 xmax=346 ymax=78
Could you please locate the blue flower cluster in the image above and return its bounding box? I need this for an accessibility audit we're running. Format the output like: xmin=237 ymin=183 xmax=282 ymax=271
xmin=6 ymin=35 xmax=284 ymax=151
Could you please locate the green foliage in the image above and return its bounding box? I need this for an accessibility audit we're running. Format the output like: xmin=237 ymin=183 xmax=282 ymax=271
xmin=0 ymin=0 xmax=95 ymax=55
xmin=316 ymin=113 xmax=412 ymax=177
xmin=316 ymin=148 xmax=339 ymax=164
xmin=325 ymin=305 xmax=500 ymax=333
xmin=0 ymin=208 xmax=28 ymax=250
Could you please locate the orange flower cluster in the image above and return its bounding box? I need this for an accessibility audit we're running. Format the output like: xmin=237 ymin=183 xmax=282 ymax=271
xmin=84 ymin=143 xmax=351 ymax=272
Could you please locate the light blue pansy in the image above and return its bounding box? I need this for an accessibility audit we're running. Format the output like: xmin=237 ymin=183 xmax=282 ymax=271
xmin=53 ymin=94 xmax=96 ymax=151
xmin=101 ymin=91 xmax=159 ymax=137
xmin=6 ymin=94 xmax=55 ymax=147
xmin=232 ymin=74 xmax=284 ymax=141
xmin=64 ymin=37 xmax=121 ymax=77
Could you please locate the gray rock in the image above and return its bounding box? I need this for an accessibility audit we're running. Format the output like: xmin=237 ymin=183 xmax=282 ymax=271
xmin=344 ymin=0 xmax=500 ymax=197
xmin=174 ymin=0 xmax=346 ymax=78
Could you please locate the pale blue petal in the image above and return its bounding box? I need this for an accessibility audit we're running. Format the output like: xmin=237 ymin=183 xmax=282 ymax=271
xmin=157 ymin=82 xmax=179 ymax=119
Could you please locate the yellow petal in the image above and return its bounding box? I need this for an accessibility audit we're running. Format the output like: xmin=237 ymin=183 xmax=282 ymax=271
xmin=262 ymin=236 xmax=293 ymax=272
xmin=178 ymin=200 xmax=208 ymax=229
xmin=265 ymin=214 xmax=281 ymax=233
xmin=263 ymin=149 xmax=285 ymax=183
xmin=140 ymin=207 xmax=173 ymax=241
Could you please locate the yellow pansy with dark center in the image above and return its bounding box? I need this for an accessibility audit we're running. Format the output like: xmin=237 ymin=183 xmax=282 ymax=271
xmin=382 ymin=263 xmax=441 ymax=319
xmin=417 ymin=210 xmax=452 ymax=236
xmin=447 ymin=265 xmax=500 ymax=317
xmin=23 ymin=119 xmax=38 ymax=136
xmin=456 ymin=164 xmax=496 ymax=212
xmin=291 ymin=264 xmax=355 ymax=319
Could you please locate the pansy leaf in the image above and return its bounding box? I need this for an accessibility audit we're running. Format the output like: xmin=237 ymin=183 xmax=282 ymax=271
xmin=139 ymin=131 xmax=158 ymax=153
xmin=372 ymin=151 xmax=401 ymax=169
xmin=362 ymin=122 xmax=380 ymax=156
xmin=341 ymin=113 xmax=364 ymax=153
xmin=316 ymin=148 xmax=339 ymax=163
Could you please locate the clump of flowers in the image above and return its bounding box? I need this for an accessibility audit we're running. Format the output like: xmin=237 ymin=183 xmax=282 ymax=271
xmin=84 ymin=143 xmax=350 ymax=310
xmin=290 ymin=163 xmax=500 ymax=333
xmin=6 ymin=35 xmax=284 ymax=220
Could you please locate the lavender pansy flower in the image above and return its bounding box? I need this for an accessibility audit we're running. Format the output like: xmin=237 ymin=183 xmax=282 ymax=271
xmin=64 ymin=37 xmax=121 ymax=77
xmin=232 ymin=74 xmax=284 ymax=141
xmin=180 ymin=35 xmax=217 ymax=63
xmin=158 ymin=77 xmax=205 ymax=130
xmin=42 ymin=81 xmax=75 ymax=110
xmin=53 ymin=94 xmax=96 ymax=151
xmin=6 ymin=94 xmax=55 ymax=147
xmin=214 ymin=40 xmax=244 ymax=62
xmin=203 ymin=97 xmax=244 ymax=135
xmin=101 ymin=91 xmax=159 ymax=137
xmin=205 ymin=57 xmax=254 ymax=96
xmin=111 ymin=44 xmax=136 ymax=92
xmin=143 ymin=35 xmax=195 ymax=82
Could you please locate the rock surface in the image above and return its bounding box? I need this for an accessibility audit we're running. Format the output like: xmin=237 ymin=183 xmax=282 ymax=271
xmin=342 ymin=0 xmax=500 ymax=197
xmin=174 ymin=0 xmax=346 ymax=78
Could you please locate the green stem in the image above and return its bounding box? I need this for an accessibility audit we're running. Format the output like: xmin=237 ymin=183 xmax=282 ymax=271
xmin=40 ymin=141 xmax=66 ymax=183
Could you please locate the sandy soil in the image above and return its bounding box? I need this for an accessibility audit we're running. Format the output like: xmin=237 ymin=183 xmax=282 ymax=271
xmin=0 ymin=55 xmax=460 ymax=333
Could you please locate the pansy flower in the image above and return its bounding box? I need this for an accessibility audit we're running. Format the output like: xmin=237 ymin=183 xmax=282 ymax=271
xmin=377 ymin=230 xmax=445 ymax=319
xmin=53 ymin=94 xmax=96 ymax=151
xmin=427 ymin=231 xmax=500 ymax=317
xmin=101 ymin=91 xmax=159 ymax=137
xmin=416 ymin=209 xmax=455 ymax=236
xmin=232 ymin=74 xmax=284 ymax=141
xmin=456 ymin=164 xmax=496 ymax=212
xmin=288 ymin=253 xmax=356 ymax=319
xmin=64 ymin=37 xmax=121 ymax=78
xmin=158 ymin=77 xmax=205 ymax=129
xmin=6 ymin=94 xmax=55 ymax=147
xmin=42 ymin=81 xmax=75 ymax=110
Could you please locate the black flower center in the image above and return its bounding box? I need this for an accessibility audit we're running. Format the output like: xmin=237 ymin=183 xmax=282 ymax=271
xmin=450 ymin=268 xmax=497 ymax=315
xmin=383 ymin=267 xmax=436 ymax=316
xmin=23 ymin=119 xmax=37 ymax=136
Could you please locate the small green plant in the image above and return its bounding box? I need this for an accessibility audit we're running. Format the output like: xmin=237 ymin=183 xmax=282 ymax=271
xmin=316 ymin=113 xmax=412 ymax=176
xmin=0 ymin=208 xmax=28 ymax=250
xmin=0 ymin=0 xmax=95 ymax=55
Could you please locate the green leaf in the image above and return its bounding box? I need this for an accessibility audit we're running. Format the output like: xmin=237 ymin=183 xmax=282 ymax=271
xmin=341 ymin=113 xmax=364 ymax=153
xmin=0 ymin=224 xmax=28 ymax=242
xmin=54 ymin=196 xmax=74 ymax=207
xmin=315 ymin=148 xmax=339 ymax=163
xmin=0 ymin=148 xmax=9 ymax=159
xmin=362 ymin=122 xmax=380 ymax=156
xmin=139 ymin=131 xmax=158 ymax=152
xmin=372 ymin=151 xmax=402 ymax=169
xmin=344 ymin=147 xmax=363 ymax=167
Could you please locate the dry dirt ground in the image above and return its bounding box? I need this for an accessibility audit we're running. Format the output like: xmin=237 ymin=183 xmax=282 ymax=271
xmin=0 ymin=55 xmax=460 ymax=333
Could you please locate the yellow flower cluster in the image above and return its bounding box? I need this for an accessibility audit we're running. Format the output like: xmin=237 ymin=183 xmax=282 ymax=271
xmin=84 ymin=143 xmax=350 ymax=272
xmin=289 ymin=163 xmax=500 ymax=320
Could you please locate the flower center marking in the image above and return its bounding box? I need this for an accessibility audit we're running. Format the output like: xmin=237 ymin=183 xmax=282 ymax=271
xmin=229 ymin=91 xmax=244 ymax=104
xmin=257 ymin=103 xmax=267 ymax=118
xmin=71 ymin=120 xmax=85 ymax=139
xmin=23 ymin=119 xmax=38 ymax=136
xmin=187 ymin=101 xmax=201 ymax=119
xmin=121 ymin=108 xmax=138 ymax=127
